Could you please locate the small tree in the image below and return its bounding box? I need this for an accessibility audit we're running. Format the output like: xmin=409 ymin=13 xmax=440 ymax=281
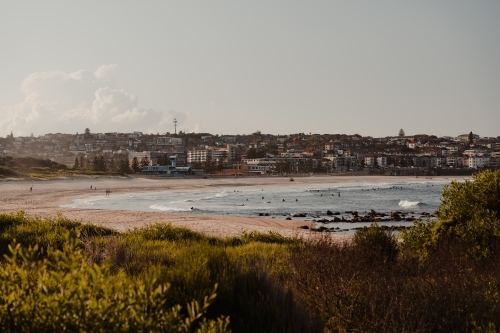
xmin=99 ymin=156 xmax=106 ymax=171
xmin=140 ymin=157 xmax=150 ymax=168
xmin=217 ymin=159 xmax=224 ymax=172
xmin=119 ymin=159 xmax=132 ymax=173
xmin=108 ymin=159 xmax=115 ymax=172
xmin=468 ymin=131 xmax=474 ymax=144
xmin=247 ymin=148 xmax=257 ymax=159
xmin=315 ymin=160 xmax=323 ymax=173
xmin=93 ymin=156 xmax=99 ymax=171
xmin=399 ymin=129 xmax=405 ymax=137
xmin=131 ymin=157 xmax=141 ymax=173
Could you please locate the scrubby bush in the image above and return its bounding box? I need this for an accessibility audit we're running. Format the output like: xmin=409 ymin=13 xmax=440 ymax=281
xmin=0 ymin=215 xmax=317 ymax=333
xmin=0 ymin=212 xmax=116 ymax=257
xmin=353 ymin=223 xmax=398 ymax=264
xmin=0 ymin=166 xmax=19 ymax=177
xmin=402 ymin=170 xmax=500 ymax=261
xmin=0 ymin=235 xmax=229 ymax=333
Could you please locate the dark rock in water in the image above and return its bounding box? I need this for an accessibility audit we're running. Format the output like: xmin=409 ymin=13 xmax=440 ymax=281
xmin=258 ymin=213 xmax=264 ymax=216
xmin=292 ymin=213 xmax=307 ymax=218
xmin=352 ymin=211 xmax=358 ymax=216
xmin=333 ymin=212 xmax=341 ymax=215
xmin=326 ymin=210 xmax=334 ymax=216
xmin=298 ymin=225 xmax=309 ymax=229
xmin=406 ymin=217 xmax=413 ymax=221
xmin=345 ymin=211 xmax=352 ymax=214
xmin=286 ymin=217 xmax=292 ymax=220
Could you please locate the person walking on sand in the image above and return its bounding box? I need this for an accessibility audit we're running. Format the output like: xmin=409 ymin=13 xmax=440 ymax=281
xmin=90 ymin=185 xmax=92 ymax=190
xmin=338 ymin=192 xmax=340 ymax=197
xmin=30 ymin=187 xmax=32 ymax=192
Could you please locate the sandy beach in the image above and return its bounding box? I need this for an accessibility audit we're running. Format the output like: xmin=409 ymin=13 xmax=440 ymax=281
xmin=0 ymin=175 xmax=468 ymax=239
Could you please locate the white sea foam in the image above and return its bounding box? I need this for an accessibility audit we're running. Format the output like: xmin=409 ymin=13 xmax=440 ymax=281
xmin=81 ymin=196 xmax=108 ymax=205
xmin=215 ymin=192 xmax=228 ymax=198
xmin=398 ymin=200 xmax=421 ymax=207
xmin=149 ymin=204 xmax=191 ymax=212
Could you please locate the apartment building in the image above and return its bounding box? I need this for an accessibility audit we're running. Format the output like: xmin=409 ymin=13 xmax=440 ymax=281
xmin=465 ymin=157 xmax=490 ymax=169
xmin=187 ymin=150 xmax=211 ymax=163
xmin=364 ymin=156 xmax=387 ymax=167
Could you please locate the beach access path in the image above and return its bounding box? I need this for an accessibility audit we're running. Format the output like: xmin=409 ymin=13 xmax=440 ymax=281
xmin=0 ymin=175 xmax=465 ymax=239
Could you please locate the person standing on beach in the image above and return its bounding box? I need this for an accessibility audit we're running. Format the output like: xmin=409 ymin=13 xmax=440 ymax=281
xmin=90 ymin=185 xmax=92 ymax=190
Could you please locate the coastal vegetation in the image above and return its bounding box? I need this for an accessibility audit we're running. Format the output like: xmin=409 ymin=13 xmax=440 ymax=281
xmin=0 ymin=156 xmax=124 ymax=179
xmin=0 ymin=170 xmax=499 ymax=332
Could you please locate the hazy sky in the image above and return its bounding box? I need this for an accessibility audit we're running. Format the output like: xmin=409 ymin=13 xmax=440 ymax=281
xmin=1 ymin=1 xmax=499 ymax=137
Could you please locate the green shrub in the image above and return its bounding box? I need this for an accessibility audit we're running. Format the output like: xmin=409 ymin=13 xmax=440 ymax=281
xmin=0 ymin=212 xmax=116 ymax=257
xmin=240 ymin=231 xmax=297 ymax=245
xmin=0 ymin=166 xmax=19 ymax=177
xmin=127 ymin=223 xmax=207 ymax=243
xmin=403 ymin=170 xmax=500 ymax=261
xmin=353 ymin=223 xmax=398 ymax=264
xmin=438 ymin=170 xmax=500 ymax=224
xmin=0 ymin=235 xmax=230 ymax=332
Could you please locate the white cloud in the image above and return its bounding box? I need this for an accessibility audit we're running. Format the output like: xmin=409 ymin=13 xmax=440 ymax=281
xmin=111 ymin=109 xmax=147 ymax=123
xmin=94 ymin=64 xmax=117 ymax=81
xmin=0 ymin=65 xmax=188 ymax=136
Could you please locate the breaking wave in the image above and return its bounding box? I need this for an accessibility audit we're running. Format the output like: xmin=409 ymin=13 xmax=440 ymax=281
xmin=149 ymin=204 xmax=191 ymax=212
xmin=398 ymin=200 xmax=422 ymax=207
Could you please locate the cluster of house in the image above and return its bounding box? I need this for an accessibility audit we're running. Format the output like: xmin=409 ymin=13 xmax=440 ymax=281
xmin=1 ymin=130 xmax=498 ymax=175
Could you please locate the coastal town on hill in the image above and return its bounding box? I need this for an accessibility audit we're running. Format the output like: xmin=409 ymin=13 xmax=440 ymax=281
xmin=1 ymin=128 xmax=499 ymax=176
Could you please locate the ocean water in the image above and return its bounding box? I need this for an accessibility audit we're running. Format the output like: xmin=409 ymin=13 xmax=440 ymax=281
xmin=61 ymin=179 xmax=450 ymax=232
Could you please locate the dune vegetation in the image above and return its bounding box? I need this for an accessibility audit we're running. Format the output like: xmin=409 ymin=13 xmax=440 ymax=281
xmin=0 ymin=156 xmax=123 ymax=179
xmin=0 ymin=170 xmax=499 ymax=332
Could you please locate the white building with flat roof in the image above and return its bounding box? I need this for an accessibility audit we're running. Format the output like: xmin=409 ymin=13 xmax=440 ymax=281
xmin=466 ymin=157 xmax=489 ymax=169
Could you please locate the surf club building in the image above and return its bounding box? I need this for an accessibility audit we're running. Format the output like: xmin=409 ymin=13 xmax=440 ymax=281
xmin=142 ymin=156 xmax=205 ymax=176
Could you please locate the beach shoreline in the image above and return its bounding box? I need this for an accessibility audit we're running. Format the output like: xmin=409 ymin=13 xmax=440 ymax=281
xmin=0 ymin=175 xmax=469 ymax=238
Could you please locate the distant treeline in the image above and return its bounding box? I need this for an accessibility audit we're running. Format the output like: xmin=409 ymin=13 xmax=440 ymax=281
xmin=0 ymin=156 xmax=68 ymax=177
xmin=0 ymin=156 xmax=122 ymax=178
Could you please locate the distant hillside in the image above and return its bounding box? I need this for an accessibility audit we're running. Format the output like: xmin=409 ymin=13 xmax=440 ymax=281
xmin=0 ymin=156 xmax=115 ymax=178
